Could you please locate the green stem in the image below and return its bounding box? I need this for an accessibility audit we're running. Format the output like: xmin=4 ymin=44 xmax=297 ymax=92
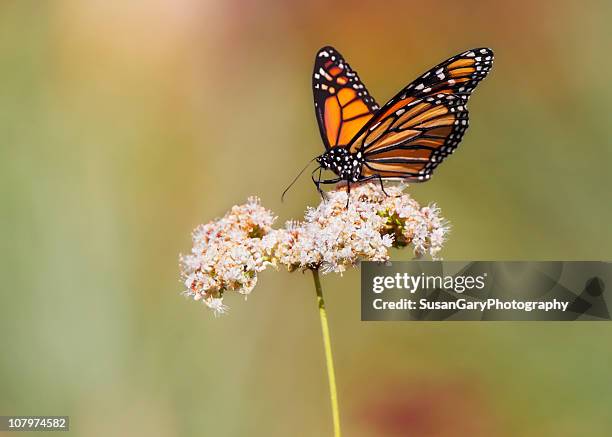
xmin=311 ymin=269 xmax=341 ymax=437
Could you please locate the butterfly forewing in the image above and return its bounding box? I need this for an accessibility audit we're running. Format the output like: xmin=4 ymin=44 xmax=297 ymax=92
xmin=313 ymin=46 xmax=380 ymax=150
xmin=397 ymin=47 xmax=494 ymax=100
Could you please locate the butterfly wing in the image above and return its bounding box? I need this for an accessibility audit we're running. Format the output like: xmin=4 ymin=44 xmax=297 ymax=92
xmin=348 ymin=48 xmax=494 ymax=180
xmin=313 ymin=46 xmax=380 ymax=150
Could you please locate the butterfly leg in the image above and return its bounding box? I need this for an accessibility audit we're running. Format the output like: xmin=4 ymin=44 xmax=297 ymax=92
xmin=374 ymin=174 xmax=402 ymax=198
xmin=313 ymin=170 xmax=344 ymax=200
xmin=345 ymin=179 xmax=351 ymax=208
xmin=358 ymin=175 xmax=391 ymax=196
xmin=318 ymin=177 xmax=343 ymax=185
xmin=311 ymin=167 xmax=324 ymax=197
xmin=374 ymin=174 xmax=389 ymax=196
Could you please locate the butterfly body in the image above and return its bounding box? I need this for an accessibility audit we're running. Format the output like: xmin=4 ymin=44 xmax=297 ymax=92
xmin=316 ymin=148 xmax=364 ymax=182
xmin=310 ymin=46 xmax=494 ymax=194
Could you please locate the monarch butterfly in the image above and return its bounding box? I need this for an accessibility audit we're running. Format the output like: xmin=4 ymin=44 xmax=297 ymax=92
xmin=308 ymin=46 xmax=494 ymax=197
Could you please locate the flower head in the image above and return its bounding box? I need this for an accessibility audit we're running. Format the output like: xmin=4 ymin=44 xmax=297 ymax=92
xmin=180 ymin=197 xmax=278 ymax=315
xmin=180 ymin=183 xmax=449 ymax=314
xmin=276 ymin=183 xmax=448 ymax=273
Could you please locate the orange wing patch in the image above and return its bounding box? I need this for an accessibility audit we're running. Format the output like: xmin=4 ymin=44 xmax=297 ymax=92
xmin=328 ymin=65 xmax=342 ymax=76
xmin=323 ymin=97 xmax=341 ymax=147
xmin=322 ymin=90 xmax=374 ymax=147
xmin=367 ymin=129 xmax=421 ymax=150
xmin=450 ymin=67 xmax=476 ymax=78
xmin=370 ymin=147 xmax=433 ymax=160
xmin=447 ymin=58 xmax=475 ymax=69
xmin=363 ymin=162 xmax=428 ymax=178
xmin=338 ymin=115 xmax=372 ymax=146
xmin=336 ymin=88 xmax=354 ymax=105
xmin=399 ymin=105 xmax=448 ymax=129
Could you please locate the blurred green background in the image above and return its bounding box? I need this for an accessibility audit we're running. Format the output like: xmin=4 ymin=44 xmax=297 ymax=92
xmin=1 ymin=1 xmax=611 ymax=436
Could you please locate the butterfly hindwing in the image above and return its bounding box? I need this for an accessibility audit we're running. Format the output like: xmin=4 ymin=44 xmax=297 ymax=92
xmin=313 ymin=46 xmax=379 ymax=150
xmin=348 ymin=48 xmax=494 ymax=181
xmin=359 ymin=94 xmax=469 ymax=180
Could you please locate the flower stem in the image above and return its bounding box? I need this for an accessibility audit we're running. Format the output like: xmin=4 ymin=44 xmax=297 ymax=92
xmin=311 ymin=269 xmax=341 ymax=437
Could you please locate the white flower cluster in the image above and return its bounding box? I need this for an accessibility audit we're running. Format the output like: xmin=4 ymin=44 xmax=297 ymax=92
xmin=276 ymin=185 xmax=395 ymax=273
xmin=180 ymin=183 xmax=449 ymax=314
xmin=180 ymin=197 xmax=278 ymax=314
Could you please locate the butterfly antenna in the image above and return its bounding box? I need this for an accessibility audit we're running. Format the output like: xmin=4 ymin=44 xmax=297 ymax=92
xmin=281 ymin=157 xmax=318 ymax=202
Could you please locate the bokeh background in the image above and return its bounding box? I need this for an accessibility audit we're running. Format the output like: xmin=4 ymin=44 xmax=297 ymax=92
xmin=1 ymin=1 xmax=611 ymax=436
